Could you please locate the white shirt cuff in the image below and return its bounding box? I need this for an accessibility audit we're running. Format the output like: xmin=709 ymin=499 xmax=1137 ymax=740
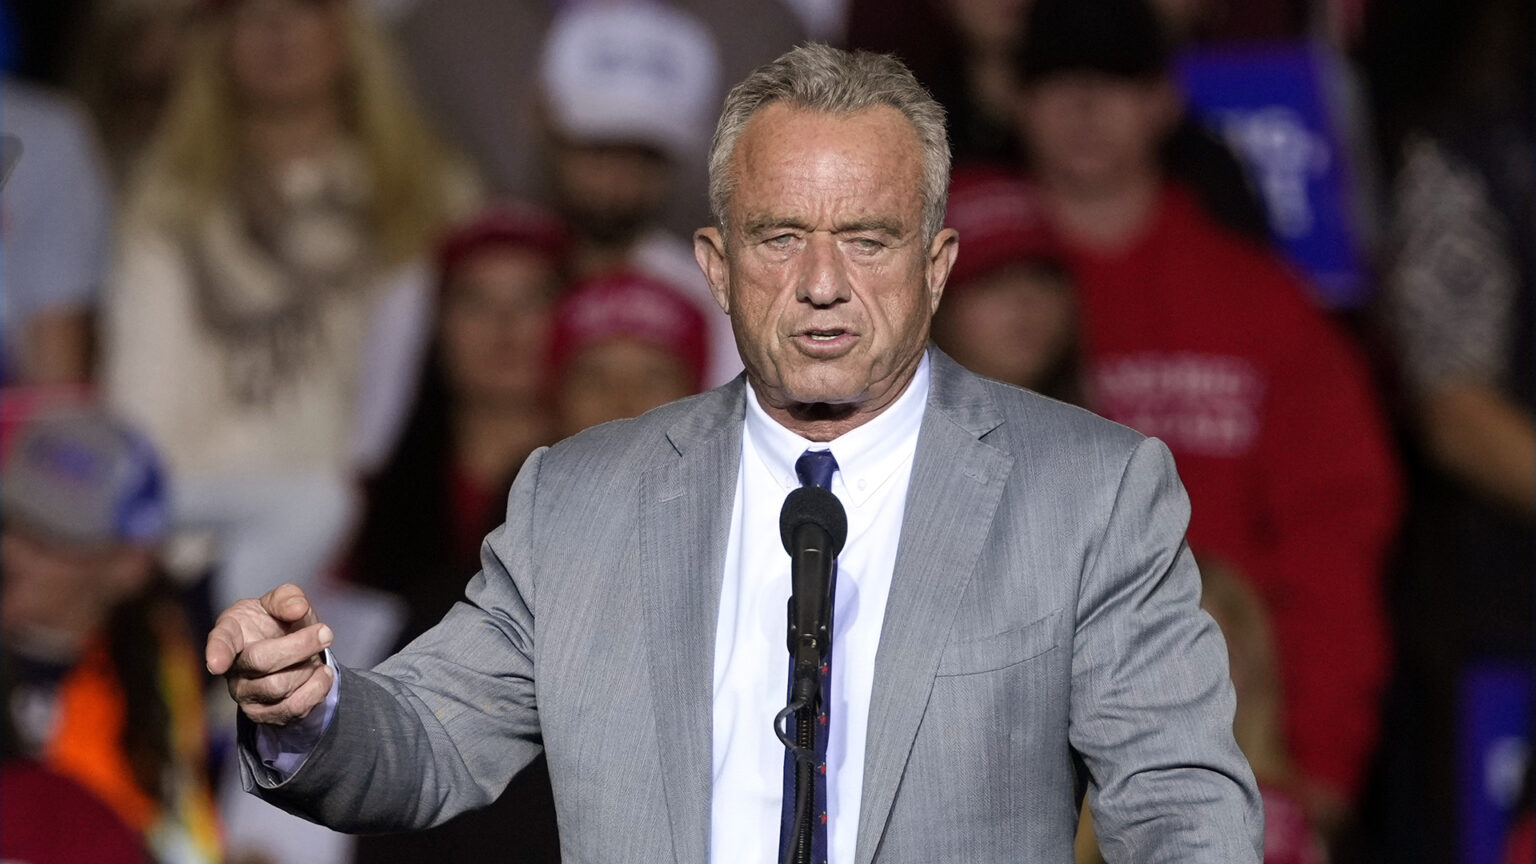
xmin=250 ymin=649 xmax=340 ymax=781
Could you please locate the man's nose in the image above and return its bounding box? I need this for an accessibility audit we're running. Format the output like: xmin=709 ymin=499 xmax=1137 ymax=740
xmin=796 ymin=232 xmax=851 ymax=307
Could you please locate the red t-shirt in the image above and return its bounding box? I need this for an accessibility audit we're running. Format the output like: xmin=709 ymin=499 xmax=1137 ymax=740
xmin=449 ymin=461 xmax=501 ymax=566
xmin=0 ymin=761 xmax=152 ymax=864
xmin=1060 ymin=184 xmax=1402 ymax=799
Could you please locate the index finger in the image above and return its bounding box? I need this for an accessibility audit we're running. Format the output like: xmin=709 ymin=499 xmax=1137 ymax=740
xmin=205 ymin=612 xmax=249 ymax=675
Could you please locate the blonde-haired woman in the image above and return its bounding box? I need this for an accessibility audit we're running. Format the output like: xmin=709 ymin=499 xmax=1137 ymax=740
xmin=103 ymin=0 xmax=477 ymax=617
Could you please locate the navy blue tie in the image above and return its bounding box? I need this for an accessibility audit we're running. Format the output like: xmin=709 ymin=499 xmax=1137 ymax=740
xmin=780 ymin=449 xmax=838 ymax=864
xmin=796 ymin=449 xmax=838 ymax=492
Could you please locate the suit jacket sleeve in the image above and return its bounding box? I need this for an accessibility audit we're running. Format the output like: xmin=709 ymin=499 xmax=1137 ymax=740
xmin=1069 ymin=437 xmax=1264 ymax=862
xmin=237 ymin=447 xmax=550 ymax=832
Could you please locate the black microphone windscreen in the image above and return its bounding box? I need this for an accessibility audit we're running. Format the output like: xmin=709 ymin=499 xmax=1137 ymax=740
xmin=779 ymin=486 xmax=848 ymax=556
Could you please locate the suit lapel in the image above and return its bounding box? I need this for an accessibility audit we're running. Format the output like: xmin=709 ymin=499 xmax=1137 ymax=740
xmin=856 ymin=351 xmax=1014 ymax=864
xmin=639 ymin=383 xmax=745 ymax=864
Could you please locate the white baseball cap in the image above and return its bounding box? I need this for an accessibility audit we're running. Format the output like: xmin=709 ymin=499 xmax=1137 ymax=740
xmin=540 ymin=1 xmax=721 ymax=162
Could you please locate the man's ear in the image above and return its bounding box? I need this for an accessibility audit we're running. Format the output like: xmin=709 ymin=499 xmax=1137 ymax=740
xmin=694 ymin=226 xmax=731 ymax=314
xmin=925 ymin=227 xmax=960 ymax=315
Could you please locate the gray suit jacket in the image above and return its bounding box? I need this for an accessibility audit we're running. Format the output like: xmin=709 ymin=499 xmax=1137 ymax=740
xmin=245 ymin=349 xmax=1262 ymax=862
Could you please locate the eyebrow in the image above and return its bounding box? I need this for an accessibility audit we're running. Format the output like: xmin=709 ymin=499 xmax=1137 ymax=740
xmin=832 ymin=218 xmax=905 ymax=237
xmin=740 ymin=215 xmax=906 ymax=237
xmin=742 ymin=215 xmax=809 ymax=237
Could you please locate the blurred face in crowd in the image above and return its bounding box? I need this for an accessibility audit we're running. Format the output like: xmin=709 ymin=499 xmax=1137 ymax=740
xmin=440 ymin=247 xmax=561 ymax=407
xmin=226 ymin=0 xmax=348 ymax=112
xmin=556 ymin=339 xmax=696 ymax=436
xmin=942 ymin=0 xmax=1031 ymax=51
xmin=547 ymin=138 xmax=672 ymax=245
xmin=933 ymin=262 xmax=1076 ymax=389
xmin=695 ymin=104 xmax=957 ymax=437
xmin=1 ymin=527 xmax=152 ymax=655
xmin=1147 ymin=0 xmax=1209 ymax=42
xmin=1016 ymin=73 xmax=1178 ymax=196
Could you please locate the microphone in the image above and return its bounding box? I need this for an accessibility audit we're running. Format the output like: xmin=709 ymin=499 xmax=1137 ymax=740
xmin=779 ymin=486 xmax=848 ymax=676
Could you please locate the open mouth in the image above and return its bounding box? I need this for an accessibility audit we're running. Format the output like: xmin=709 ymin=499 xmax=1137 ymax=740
xmin=805 ymin=329 xmax=847 ymax=342
xmin=794 ymin=328 xmax=857 ymax=355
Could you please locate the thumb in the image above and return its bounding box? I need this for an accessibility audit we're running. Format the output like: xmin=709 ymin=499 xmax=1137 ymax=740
xmin=260 ymin=583 xmax=318 ymax=629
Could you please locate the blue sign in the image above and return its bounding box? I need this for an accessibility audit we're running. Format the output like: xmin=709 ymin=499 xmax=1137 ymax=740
xmin=1177 ymin=43 xmax=1369 ymax=308
xmin=1458 ymin=661 xmax=1533 ymax=864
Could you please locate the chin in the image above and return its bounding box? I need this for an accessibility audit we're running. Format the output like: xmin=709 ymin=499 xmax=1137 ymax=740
xmin=779 ymin=383 xmax=866 ymax=409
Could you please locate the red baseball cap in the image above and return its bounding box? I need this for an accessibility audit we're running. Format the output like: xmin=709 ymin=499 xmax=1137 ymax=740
xmin=549 ymin=270 xmax=710 ymax=392
xmin=436 ymin=203 xmax=572 ymax=286
xmin=944 ymin=169 xmax=1063 ymax=288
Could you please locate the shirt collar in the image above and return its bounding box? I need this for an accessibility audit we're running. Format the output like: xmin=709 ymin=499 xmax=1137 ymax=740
xmin=744 ymin=353 xmax=930 ymax=508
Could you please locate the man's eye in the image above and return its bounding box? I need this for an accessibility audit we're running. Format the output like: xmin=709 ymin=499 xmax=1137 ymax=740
xmin=851 ymin=237 xmax=885 ymax=252
xmin=765 ymin=234 xmax=796 ymax=247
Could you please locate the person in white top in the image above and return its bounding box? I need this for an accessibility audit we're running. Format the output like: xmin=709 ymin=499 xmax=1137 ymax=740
xmin=535 ymin=1 xmax=742 ymax=388
xmin=205 ymin=44 xmax=1260 ymax=864
xmin=102 ymin=0 xmax=475 ymax=612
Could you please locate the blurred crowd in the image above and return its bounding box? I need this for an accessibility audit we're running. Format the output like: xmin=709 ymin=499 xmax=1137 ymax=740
xmin=0 ymin=0 xmax=1528 ymax=863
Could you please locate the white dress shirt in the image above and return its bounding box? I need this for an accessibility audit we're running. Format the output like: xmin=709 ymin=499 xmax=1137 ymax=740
xmin=710 ymin=355 xmax=929 ymax=864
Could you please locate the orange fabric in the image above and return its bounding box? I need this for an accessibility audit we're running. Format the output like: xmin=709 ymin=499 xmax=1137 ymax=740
xmin=38 ymin=619 xmax=222 ymax=861
xmin=43 ymin=638 xmax=158 ymax=832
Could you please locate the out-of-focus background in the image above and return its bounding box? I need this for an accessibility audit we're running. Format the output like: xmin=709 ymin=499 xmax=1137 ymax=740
xmin=0 ymin=1 xmax=1528 ymax=862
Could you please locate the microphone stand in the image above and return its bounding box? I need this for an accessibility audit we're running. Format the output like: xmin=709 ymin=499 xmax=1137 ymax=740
xmin=780 ymin=663 xmax=819 ymax=864
xmin=777 ymin=487 xmax=845 ymax=864
xmin=778 ymin=551 xmax=834 ymax=864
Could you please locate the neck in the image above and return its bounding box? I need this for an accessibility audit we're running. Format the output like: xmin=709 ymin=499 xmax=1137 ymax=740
xmin=242 ymin=97 xmax=345 ymax=169
xmin=762 ymin=401 xmax=872 ymax=443
xmin=1040 ymin=172 xmax=1162 ymax=251
xmin=452 ymin=400 xmax=550 ymax=486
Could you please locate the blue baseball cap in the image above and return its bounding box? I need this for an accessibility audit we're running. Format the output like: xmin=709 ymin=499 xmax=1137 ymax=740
xmin=1 ymin=409 xmax=168 ymax=546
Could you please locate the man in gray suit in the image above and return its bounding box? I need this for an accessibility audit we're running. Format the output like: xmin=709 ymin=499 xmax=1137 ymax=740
xmin=206 ymin=44 xmax=1262 ymax=863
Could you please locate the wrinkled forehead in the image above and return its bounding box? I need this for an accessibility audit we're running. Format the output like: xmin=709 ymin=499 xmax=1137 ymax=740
xmin=727 ymin=104 xmax=926 ymax=231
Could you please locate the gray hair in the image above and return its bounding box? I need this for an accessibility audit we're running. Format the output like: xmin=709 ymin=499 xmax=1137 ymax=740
xmin=706 ymin=43 xmax=951 ymax=243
